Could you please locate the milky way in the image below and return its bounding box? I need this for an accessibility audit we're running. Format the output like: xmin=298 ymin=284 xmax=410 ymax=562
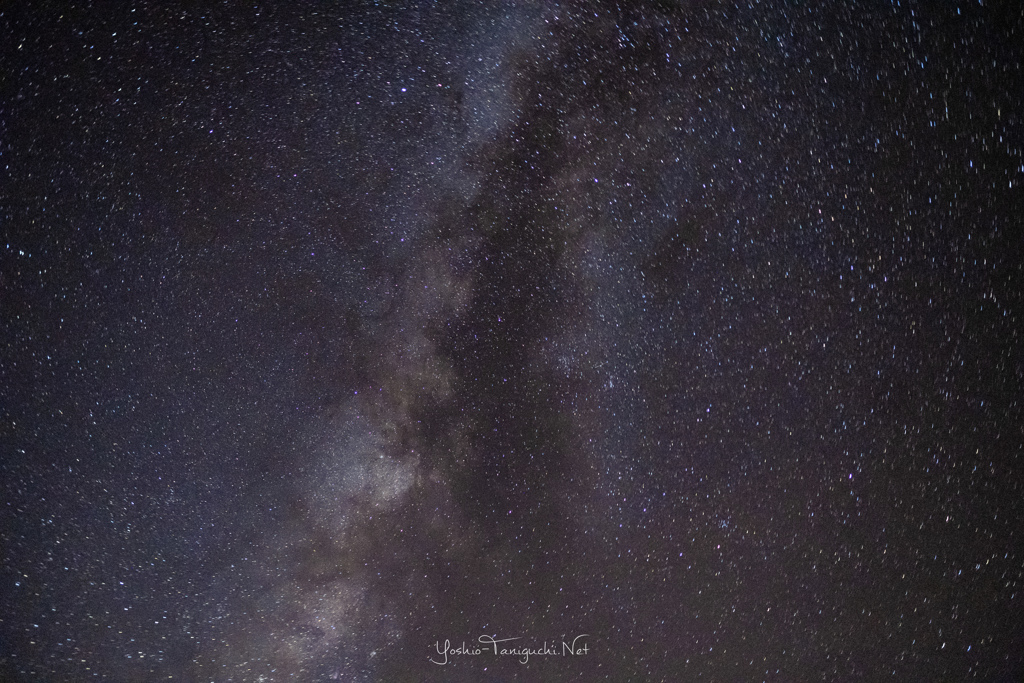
xmin=3 ymin=1 xmax=1023 ymax=680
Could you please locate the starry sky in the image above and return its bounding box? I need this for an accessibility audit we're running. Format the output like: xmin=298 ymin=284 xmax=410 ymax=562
xmin=2 ymin=1 xmax=1023 ymax=681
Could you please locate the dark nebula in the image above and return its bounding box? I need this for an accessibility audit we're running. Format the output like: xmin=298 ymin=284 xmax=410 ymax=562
xmin=3 ymin=1 xmax=1023 ymax=681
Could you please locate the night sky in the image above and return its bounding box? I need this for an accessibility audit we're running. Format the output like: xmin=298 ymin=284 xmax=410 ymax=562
xmin=3 ymin=1 xmax=1023 ymax=681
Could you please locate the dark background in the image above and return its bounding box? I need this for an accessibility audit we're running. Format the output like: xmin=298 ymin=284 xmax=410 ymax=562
xmin=2 ymin=1 xmax=1022 ymax=680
